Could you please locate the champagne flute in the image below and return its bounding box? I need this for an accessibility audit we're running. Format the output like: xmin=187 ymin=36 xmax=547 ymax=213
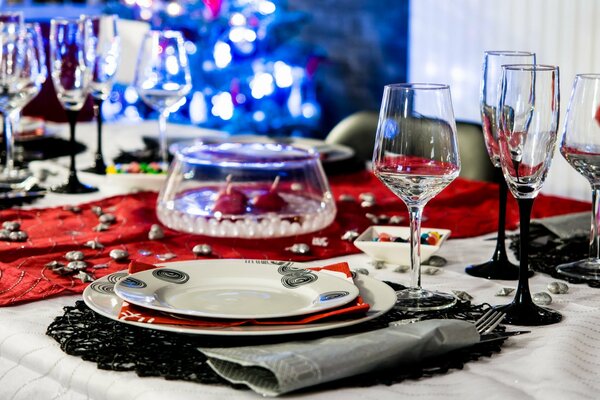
xmin=466 ymin=51 xmax=536 ymax=280
xmin=557 ymin=74 xmax=600 ymax=280
xmin=133 ymin=30 xmax=192 ymax=166
xmin=496 ymin=64 xmax=561 ymax=325
xmin=85 ymin=14 xmax=119 ymax=175
xmin=372 ymin=83 xmax=460 ymax=311
xmin=0 ymin=22 xmax=45 ymax=183
xmin=49 ymin=17 xmax=97 ymax=194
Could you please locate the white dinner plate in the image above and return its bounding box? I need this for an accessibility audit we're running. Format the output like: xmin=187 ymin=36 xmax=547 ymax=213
xmin=113 ymin=260 xmax=359 ymax=319
xmin=83 ymin=260 xmax=397 ymax=336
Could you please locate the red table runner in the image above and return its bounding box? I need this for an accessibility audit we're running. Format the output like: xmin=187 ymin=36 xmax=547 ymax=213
xmin=0 ymin=171 xmax=590 ymax=306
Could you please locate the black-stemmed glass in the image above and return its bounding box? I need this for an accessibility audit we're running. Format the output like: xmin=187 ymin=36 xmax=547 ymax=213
xmin=466 ymin=51 xmax=535 ymax=280
xmin=495 ymin=64 xmax=562 ymax=326
xmin=49 ymin=17 xmax=97 ymax=193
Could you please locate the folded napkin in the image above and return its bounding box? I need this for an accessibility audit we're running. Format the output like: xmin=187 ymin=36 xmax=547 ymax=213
xmin=532 ymin=211 xmax=591 ymax=239
xmin=198 ymin=319 xmax=480 ymax=396
xmin=118 ymin=261 xmax=370 ymax=327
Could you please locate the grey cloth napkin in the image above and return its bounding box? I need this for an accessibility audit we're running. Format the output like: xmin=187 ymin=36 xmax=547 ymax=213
xmin=531 ymin=211 xmax=591 ymax=239
xmin=198 ymin=319 xmax=479 ymax=397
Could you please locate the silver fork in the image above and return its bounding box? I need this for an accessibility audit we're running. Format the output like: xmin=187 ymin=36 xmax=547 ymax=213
xmin=475 ymin=309 xmax=506 ymax=334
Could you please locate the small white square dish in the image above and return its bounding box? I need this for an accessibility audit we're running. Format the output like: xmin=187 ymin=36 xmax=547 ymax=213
xmin=353 ymin=226 xmax=451 ymax=265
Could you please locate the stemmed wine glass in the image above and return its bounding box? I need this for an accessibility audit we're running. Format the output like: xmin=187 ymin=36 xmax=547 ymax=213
xmin=556 ymin=74 xmax=600 ymax=280
xmin=49 ymin=17 xmax=97 ymax=193
xmin=0 ymin=22 xmax=46 ymax=183
xmin=85 ymin=14 xmax=120 ymax=175
xmin=466 ymin=51 xmax=536 ymax=280
xmin=133 ymin=30 xmax=192 ymax=166
xmin=495 ymin=64 xmax=562 ymax=325
xmin=372 ymin=83 xmax=461 ymax=311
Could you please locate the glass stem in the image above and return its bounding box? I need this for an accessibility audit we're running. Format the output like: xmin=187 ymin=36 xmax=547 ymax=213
xmin=3 ymin=111 xmax=15 ymax=174
xmin=93 ymin=98 xmax=105 ymax=171
xmin=514 ymin=198 xmax=534 ymax=304
xmin=158 ymin=110 xmax=169 ymax=165
xmin=493 ymin=177 xmax=509 ymax=259
xmin=66 ymin=110 xmax=79 ymax=182
xmin=408 ymin=205 xmax=424 ymax=290
xmin=589 ymin=188 xmax=600 ymax=260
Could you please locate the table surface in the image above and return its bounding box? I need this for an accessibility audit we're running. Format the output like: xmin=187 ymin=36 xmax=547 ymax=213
xmin=1 ymin=121 xmax=599 ymax=400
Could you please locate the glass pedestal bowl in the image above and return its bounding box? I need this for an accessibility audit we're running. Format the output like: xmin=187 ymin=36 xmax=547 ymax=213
xmin=156 ymin=142 xmax=337 ymax=238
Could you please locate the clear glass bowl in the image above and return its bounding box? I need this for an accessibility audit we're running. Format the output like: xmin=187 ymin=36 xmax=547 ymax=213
xmin=156 ymin=142 xmax=337 ymax=238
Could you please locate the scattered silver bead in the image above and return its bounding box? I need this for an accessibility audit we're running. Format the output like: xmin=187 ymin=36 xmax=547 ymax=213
xmin=93 ymin=223 xmax=110 ymax=232
xmin=156 ymin=252 xmax=177 ymax=261
xmin=74 ymin=271 xmax=94 ymax=283
xmin=0 ymin=229 xmax=10 ymax=240
xmin=547 ymin=281 xmax=569 ymax=295
xmin=291 ymin=183 xmax=304 ymax=191
xmin=2 ymin=221 xmax=20 ymax=231
xmin=422 ymin=267 xmax=441 ymax=275
xmin=365 ymin=213 xmax=380 ymax=224
xmin=425 ymin=255 xmax=447 ymax=267
xmin=341 ymin=230 xmax=359 ymax=241
xmin=192 ymin=244 xmax=213 ymax=256
xmin=45 ymin=260 xmax=65 ymax=269
xmin=62 ymin=205 xmax=81 ymax=213
xmin=352 ymin=268 xmax=369 ymax=275
xmin=286 ymin=243 xmax=311 ymax=255
xmin=84 ymin=240 xmax=104 ymax=250
xmin=359 ymin=193 xmax=376 ymax=203
xmin=496 ymin=287 xmax=515 ymax=296
xmin=93 ymin=263 xmax=109 ymax=269
xmin=389 ymin=215 xmax=404 ymax=224
xmin=311 ymin=237 xmax=329 ymax=247
xmin=109 ymin=249 xmax=129 ymax=261
xmin=360 ymin=201 xmax=375 ymax=208
xmin=452 ymin=290 xmax=473 ymax=301
xmin=532 ymin=292 xmax=553 ymax=305
xmin=91 ymin=206 xmax=103 ymax=216
xmin=148 ymin=224 xmax=165 ymax=240
xmin=66 ymin=261 xmax=87 ymax=271
xmin=394 ymin=265 xmax=411 ymax=273
xmin=338 ymin=194 xmax=355 ymax=202
xmin=369 ymin=260 xmax=386 ymax=269
xmin=377 ymin=214 xmax=390 ymax=223
xmin=9 ymin=231 xmax=27 ymax=241
xmin=65 ymin=251 xmax=85 ymax=261
xmin=138 ymin=249 xmax=153 ymax=256
xmin=99 ymin=213 xmax=116 ymax=224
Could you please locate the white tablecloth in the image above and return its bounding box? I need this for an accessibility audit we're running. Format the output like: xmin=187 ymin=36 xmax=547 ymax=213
xmin=1 ymin=121 xmax=599 ymax=399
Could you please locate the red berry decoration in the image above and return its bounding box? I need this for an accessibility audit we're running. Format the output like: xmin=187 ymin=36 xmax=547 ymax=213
xmin=426 ymin=235 xmax=438 ymax=245
xmin=595 ymin=105 xmax=600 ymax=126
xmin=251 ymin=176 xmax=287 ymax=212
xmin=212 ymin=175 xmax=248 ymax=215
xmin=378 ymin=232 xmax=392 ymax=242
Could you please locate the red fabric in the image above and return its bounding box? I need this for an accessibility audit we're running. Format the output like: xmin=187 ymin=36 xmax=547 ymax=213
xmin=118 ymin=261 xmax=369 ymax=327
xmin=0 ymin=171 xmax=590 ymax=306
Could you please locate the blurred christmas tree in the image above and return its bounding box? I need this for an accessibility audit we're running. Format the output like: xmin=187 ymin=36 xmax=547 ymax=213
xmin=105 ymin=0 xmax=323 ymax=137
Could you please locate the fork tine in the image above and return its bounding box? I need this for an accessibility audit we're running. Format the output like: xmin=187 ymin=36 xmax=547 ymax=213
xmin=477 ymin=311 xmax=506 ymax=334
xmin=475 ymin=309 xmax=496 ymax=329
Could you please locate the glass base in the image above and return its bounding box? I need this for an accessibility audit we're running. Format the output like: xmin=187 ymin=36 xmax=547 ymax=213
xmin=0 ymin=168 xmax=31 ymax=185
xmin=556 ymin=259 xmax=600 ymax=281
xmin=465 ymin=258 xmax=531 ymax=280
xmin=52 ymin=179 xmax=98 ymax=194
xmin=394 ymin=288 xmax=457 ymax=312
xmin=494 ymin=300 xmax=562 ymax=326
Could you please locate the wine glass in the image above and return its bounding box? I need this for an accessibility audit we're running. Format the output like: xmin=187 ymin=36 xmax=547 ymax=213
xmin=85 ymin=14 xmax=120 ymax=175
xmin=133 ymin=30 xmax=192 ymax=166
xmin=49 ymin=17 xmax=97 ymax=193
xmin=466 ymin=51 xmax=536 ymax=280
xmin=0 ymin=22 xmax=45 ymax=183
xmin=372 ymin=83 xmax=461 ymax=311
xmin=495 ymin=64 xmax=562 ymax=325
xmin=556 ymin=74 xmax=600 ymax=280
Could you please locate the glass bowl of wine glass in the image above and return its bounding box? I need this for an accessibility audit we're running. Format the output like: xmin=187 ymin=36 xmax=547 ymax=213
xmin=156 ymin=142 xmax=337 ymax=238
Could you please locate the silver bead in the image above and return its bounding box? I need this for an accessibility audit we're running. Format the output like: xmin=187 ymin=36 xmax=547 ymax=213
xmin=496 ymin=287 xmax=515 ymax=296
xmin=365 ymin=213 xmax=379 ymax=224
xmin=99 ymin=213 xmax=116 ymax=224
xmin=422 ymin=267 xmax=440 ymax=275
xmin=45 ymin=260 xmax=64 ymax=269
xmin=311 ymin=237 xmax=329 ymax=247
xmin=9 ymin=231 xmax=27 ymax=241
xmin=192 ymin=244 xmax=213 ymax=256
xmin=84 ymin=240 xmax=104 ymax=250
xmin=360 ymin=201 xmax=375 ymax=208
xmin=452 ymin=290 xmax=473 ymax=301
xmin=547 ymin=281 xmax=569 ymax=294
xmin=65 ymin=251 xmax=85 ymax=261
xmin=93 ymin=263 xmax=109 ymax=269
xmin=109 ymin=249 xmax=129 ymax=261
xmin=425 ymin=255 xmax=447 ymax=267
xmin=0 ymin=229 xmax=10 ymax=240
xmin=66 ymin=261 xmax=87 ymax=271
xmin=74 ymin=271 xmax=94 ymax=283
xmin=93 ymin=223 xmax=110 ymax=232
xmin=338 ymin=194 xmax=355 ymax=202
xmin=369 ymin=260 xmax=386 ymax=269
xmin=533 ymin=292 xmax=552 ymax=305
xmin=359 ymin=193 xmax=376 ymax=203
xmin=394 ymin=265 xmax=411 ymax=273
xmin=156 ymin=252 xmax=177 ymax=261
xmin=148 ymin=224 xmax=165 ymax=240
xmin=91 ymin=206 xmax=103 ymax=216
xmin=62 ymin=205 xmax=81 ymax=213
xmin=138 ymin=249 xmax=153 ymax=256
xmin=291 ymin=183 xmax=304 ymax=191
xmin=389 ymin=215 xmax=404 ymax=224
xmin=341 ymin=230 xmax=359 ymax=241
xmin=287 ymin=243 xmax=311 ymax=255
xmin=2 ymin=221 xmax=20 ymax=231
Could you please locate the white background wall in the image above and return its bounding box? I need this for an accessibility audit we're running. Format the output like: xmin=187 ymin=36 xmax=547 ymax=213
xmin=409 ymin=0 xmax=600 ymax=201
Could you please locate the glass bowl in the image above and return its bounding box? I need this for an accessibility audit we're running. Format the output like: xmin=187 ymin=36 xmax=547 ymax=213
xmin=156 ymin=142 xmax=337 ymax=238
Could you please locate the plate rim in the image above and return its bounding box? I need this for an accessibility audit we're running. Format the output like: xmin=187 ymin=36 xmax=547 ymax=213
xmin=112 ymin=260 xmax=360 ymax=319
xmin=82 ymin=260 xmax=397 ymax=336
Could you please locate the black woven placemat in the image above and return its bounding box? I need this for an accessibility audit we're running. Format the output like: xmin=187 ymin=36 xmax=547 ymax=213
xmin=46 ymin=281 xmax=506 ymax=393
